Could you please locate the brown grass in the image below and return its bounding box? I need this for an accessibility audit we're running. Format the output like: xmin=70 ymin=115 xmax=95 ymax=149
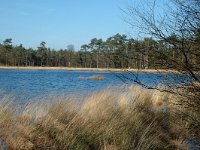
xmin=79 ymin=75 xmax=104 ymax=80
xmin=0 ymin=66 xmax=179 ymax=73
xmin=0 ymin=86 xmax=188 ymax=150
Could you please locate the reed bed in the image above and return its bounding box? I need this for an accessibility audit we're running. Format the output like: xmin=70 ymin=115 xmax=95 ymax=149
xmin=0 ymin=86 xmax=188 ymax=150
xmin=0 ymin=66 xmax=178 ymax=74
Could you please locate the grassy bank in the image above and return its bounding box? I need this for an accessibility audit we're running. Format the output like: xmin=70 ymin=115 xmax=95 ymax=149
xmin=0 ymin=86 xmax=191 ymax=150
xmin=0 ymin=66 xmax=178 ymax=73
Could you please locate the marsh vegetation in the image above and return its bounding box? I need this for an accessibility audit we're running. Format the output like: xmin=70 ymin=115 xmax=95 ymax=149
xmin=0 ymin=86 xmax=194 ymax=150
xmin=78 ymin=75 xmax=104 ymax=80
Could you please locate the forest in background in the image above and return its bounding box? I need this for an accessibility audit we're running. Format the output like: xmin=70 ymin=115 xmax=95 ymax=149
xmin=0 ymin=32 xmax=200 ymax=70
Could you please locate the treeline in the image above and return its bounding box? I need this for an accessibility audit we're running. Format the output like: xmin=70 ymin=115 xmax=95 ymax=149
xmin=0 ymin=33 xmax=200 ymax=70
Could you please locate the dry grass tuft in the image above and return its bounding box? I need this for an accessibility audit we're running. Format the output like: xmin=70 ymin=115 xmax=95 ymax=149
xmin=0 ymin=86 xmax=188 ymax=149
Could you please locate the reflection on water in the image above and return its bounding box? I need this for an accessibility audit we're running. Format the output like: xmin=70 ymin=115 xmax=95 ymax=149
xmin=0 ymin=69 xmax=190 ymax=103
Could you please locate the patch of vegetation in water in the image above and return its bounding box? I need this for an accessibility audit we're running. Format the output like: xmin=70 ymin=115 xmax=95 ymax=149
xmin=78 ymin=75 xmax=104 ymax=80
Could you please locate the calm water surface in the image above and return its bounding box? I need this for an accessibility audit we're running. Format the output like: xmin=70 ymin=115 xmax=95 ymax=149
xmin=0 ymin=69 xmax=189 ymax=103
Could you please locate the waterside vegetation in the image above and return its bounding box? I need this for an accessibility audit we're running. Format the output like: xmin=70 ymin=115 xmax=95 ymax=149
xmin=0 ymin=86 xmax=196 ymax=150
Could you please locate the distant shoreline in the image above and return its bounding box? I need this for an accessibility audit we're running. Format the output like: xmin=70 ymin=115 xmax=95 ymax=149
xmin=0 ymin=66 xmax=178 ymax=73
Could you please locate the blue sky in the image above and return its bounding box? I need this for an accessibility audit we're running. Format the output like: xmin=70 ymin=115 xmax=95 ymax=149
xmin=0 ymin=0 xmax=134 ymax=50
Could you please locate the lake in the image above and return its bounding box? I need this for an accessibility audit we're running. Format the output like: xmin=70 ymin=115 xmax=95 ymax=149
xmin=0 ymin=69 xmax=190 ymax=103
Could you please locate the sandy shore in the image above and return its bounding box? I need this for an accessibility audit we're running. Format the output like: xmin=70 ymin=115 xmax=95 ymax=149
xmin=0 ymin=66 xmax=178 ymax=73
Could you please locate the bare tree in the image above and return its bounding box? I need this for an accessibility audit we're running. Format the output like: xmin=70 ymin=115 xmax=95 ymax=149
xmin=123 ymin=0 xmax=200 ymax=143
xmin=123 ymin=0 xmax=200 ymax=92
xmin=126 ymin=0 xmax=199 ymax=75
